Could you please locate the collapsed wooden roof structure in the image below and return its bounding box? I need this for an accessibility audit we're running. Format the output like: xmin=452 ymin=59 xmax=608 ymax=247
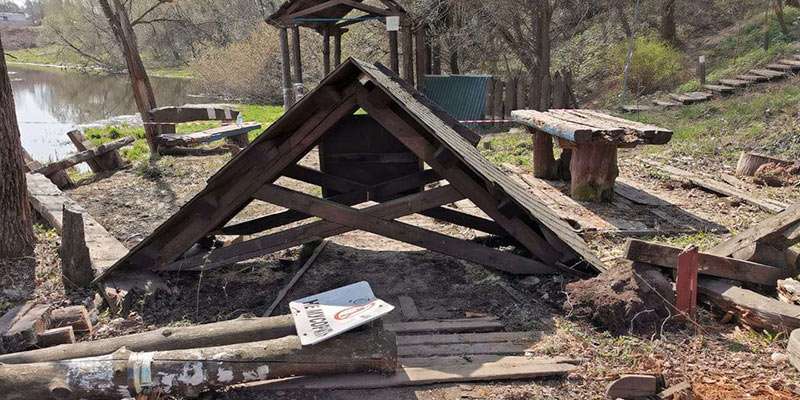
xmin=96 ymin=58 xmax=604 ymax=284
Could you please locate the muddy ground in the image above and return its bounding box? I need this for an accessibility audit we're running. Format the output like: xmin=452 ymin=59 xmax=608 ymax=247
xmin=4 ymin=142 xmax=800 ymax=399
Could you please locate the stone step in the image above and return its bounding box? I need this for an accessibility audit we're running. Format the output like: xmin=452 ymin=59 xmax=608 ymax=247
xmin=703 ymin=84 xmax=735 ymax=94
xmin=718 ymin=79 xmax=749 ymax=88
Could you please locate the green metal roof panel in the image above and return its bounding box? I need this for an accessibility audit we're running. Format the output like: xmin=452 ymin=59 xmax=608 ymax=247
xmin=421 ymin=75 xmax=490 ymax=121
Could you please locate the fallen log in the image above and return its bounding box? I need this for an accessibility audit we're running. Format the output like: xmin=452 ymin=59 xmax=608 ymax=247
xmin=623 ymin=239 xmax=785 ymax=286
xmin=0 ymin=326 xmax=396 ymax=400
xmin=736 ymin=152 xmax=795 ymax=177
xmin=32 ymin=136 xmax=134 ymax=177
xmin=0 ymin=314 xmax=295 ymax=364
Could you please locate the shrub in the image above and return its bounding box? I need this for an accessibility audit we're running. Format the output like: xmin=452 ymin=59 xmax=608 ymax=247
xmin=611 ymin=36 xmax=684 ymax=95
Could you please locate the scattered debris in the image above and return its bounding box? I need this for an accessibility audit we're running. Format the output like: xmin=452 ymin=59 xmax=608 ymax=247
xmin=565 ymin=263 xmax=674 ymax=335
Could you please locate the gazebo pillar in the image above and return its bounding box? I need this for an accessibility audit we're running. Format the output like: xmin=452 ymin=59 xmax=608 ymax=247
xmin=278 ymin=27 xmax=294 ymax=110
xmin=322 ymin=28 xmax=331 ymax=75
xmin=291 ymin=25 xmax=305 ymax=101
xmin=401 ymin=18 xmax=414 ymax=83
xmin=414 ymin=24 xmax=427 ymax=89
xmin=333 ymin=30 xmax=342 ymax=67
xmin=388 ymin=30 xmax=399 ymax=73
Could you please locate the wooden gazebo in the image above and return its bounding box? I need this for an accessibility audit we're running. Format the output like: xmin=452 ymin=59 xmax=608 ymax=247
xmin=267 ymin=0 xmax=418 ymax=109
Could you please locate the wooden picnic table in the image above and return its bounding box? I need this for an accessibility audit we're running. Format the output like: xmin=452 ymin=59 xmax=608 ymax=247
xmin=511 ymin=109 xmax=673 ymax=202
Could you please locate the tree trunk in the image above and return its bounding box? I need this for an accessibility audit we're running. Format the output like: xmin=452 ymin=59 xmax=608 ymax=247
xmin=570 ymin=142 xmax=619 ymax=202
xmin=0 ymin=326 xmax=396 ymax=400
xmin=98 ymin=0 xmax=159 ymax=158
xmin=0 ymin=32 xmax=35 ymax=259
xmin=736 ymin=151 xmax=794 ymax=176
xmin=660 ymin=0 xmax=677 ymax=44
xmin=0 ymin=314 xmax=296 ymax=364
xmin=774 ymin=0 xmax=790 ymax=36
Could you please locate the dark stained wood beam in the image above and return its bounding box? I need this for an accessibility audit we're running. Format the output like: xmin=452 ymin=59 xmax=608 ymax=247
xmin=158 ymin=185 xmax=465 ymax=272
xmin=419 ymin=207 xmax=507 ymax=236
xmin=254 ymin=184 xmax=559 ymax=275
xmin=624 ymin=239 xmax=786 ymax=286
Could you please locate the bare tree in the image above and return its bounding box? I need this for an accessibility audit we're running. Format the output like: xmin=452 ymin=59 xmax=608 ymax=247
xmin=98 ymin=0 xmax=161 ymax=157
xmin=660 ymin=0 xmax=677 ymax=44
xmin=774 ymin=0 xmax=790 ymax=37
xmin=0 ymin=33 xmax=35 ymax=259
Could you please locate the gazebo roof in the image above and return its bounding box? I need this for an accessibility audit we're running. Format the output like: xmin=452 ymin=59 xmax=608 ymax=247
xmin=267 ymin=0 xmax=406 ymax=29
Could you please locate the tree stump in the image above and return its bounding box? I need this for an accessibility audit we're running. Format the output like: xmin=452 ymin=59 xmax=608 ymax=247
xmin=736 ymin=151 xmax=794 ymax=176
xmin=60 ymin=204 xmax=94 ymax=288
xmin=570 ymin=142 xmax=618 ymax=202
xmin=532 ymin=130 xmax=556 ymax=179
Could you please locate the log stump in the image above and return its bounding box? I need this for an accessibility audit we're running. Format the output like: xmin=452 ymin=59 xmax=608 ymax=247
xmin=532 ymin=130 xmax=557 ymax=179
xmin=736 ymin=151 xmax=794 ymax=176
xmin=60 ymin=204 xmax=94 ymax=288
xmin=570 ymin=142 xmax=618 ymax=202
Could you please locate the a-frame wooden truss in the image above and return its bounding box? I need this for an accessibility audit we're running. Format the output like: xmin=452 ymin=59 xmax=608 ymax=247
xmin=95 ymin=59 xmax=604 ymax=285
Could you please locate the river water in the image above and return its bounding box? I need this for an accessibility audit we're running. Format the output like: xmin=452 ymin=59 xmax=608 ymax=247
xmin=9 ymin=64 xmax=215 ymax=163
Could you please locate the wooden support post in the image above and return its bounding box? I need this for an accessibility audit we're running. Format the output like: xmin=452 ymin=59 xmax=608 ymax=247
xmin=532 ymin=130 xmax=557 ymax=179
xmin=485 ymin=77 xmax=495 ymax=121
xmin=322 ymin=29 xmax=331 ymax=76
xmin=569 ymin=142 xmax=618 ymax=202
xmin=279 ymin=27 xmax=294 ymax=110
xmin=414 ymin=25 xmax=427 ymax=89
xmin=60 ymin=204 xmax=94 ymax=288
xmin=334 ymin=30 xmax=342 ymax=67
xmin=697 ymin=55 xmax=706 ymax=86
xmin=431 ymin=40 xmax=441 ymax=75
xmin=676 ymin=246 xmax=699 ymax=319
xmin=291 ymin=25 xmax=305 ymax=101
xmin=401 ymin=20 xmax=414 ymax=83
xmin=388 ymin=30 xmax=399 ymax=74
xmin=504 ymin=77 xmax=517 ymax=118
xmin=493 ymin=80 xmax=504 ymax=124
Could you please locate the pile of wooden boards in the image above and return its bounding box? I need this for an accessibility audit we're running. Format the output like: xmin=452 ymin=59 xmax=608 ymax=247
xmin=0 ymin=303 xmax=93 ymax=354
xmin=247 ymin=315 xmax=578 ymax=391
xmin=624 ymin=202 xmax=800 ymax=332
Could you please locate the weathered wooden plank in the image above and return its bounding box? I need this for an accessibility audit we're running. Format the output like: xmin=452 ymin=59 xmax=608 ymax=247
xmin=614 ymin=178 xmax=671 ymax=206
xmin=419 ymin=207 xmax=507 ymax=236
xmin=157 ymin=123 xmax=261 ymax=147
xmin=396 ymin=331 xmax=539 ymax=346
xmin=254 ymin=184 xmax=559 ymax=275
xmin=384 ymin=318 xmax=503 ymax=334
xmin=511 ymin=109 xmax=600 ymax=143
xmin=766 ymin=63 xmax=796 ymax=72
xmin=703 ymin=84 xmax=735 ymax=94
xmin=709 ymin=202 xmax=800 ymax=258
xmin=736 ymin=74 xmax=769 ymax=83
xmin=398 ymin=342 xmax=534 ymax=357
xmin=718 ymin=79 xmax=749 ymax=88
xmin=750 ymin=69 xmax=786 ymax=79
xmin=698 ymin=278 xmax=800 ymax=332
xmin=149 ymin=105 xmax=240 ymax=123
xmin=36 ymin=327 xmax=75 ymax=347
xmin=398 ymin=355 xmax=578 ymax=368
xmin=624 ymin=239 xmax=785 ymax=286
xmin=249 ymin=358 xmax=577 ymax=390
xmin=640 ymin=159 xmax=787 ymax=213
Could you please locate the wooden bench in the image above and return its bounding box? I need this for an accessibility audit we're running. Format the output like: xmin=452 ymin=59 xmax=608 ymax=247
xmin=149 ymin=105 xmax=262 ymax=150
xmin=512 ymin=109 xmax=672 ymax=202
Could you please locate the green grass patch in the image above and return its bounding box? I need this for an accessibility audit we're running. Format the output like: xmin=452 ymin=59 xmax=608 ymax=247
xmin=6 ymin=45 xmax=77 ymax=66
xmin=478 ymin=132 xmax=533 ymax=168
xmin=85 ymin=104 xmax=285 ymax=162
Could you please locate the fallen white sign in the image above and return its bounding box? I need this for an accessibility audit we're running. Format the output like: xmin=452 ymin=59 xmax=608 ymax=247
xmin=290 ymin=281 xmax=394 ymax=346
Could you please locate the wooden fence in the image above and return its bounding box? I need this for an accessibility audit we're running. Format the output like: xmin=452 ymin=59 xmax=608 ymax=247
xmin=483 ymin=70 xmax=575 ymax=123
